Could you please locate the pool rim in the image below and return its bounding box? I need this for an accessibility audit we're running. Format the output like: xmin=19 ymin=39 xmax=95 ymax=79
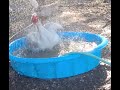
xmin=9 ymin=31 xmax=108 ymax=64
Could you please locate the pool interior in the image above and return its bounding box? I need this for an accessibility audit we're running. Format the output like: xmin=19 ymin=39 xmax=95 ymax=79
xmin=10 ymin=33 xmax=102 ymax=58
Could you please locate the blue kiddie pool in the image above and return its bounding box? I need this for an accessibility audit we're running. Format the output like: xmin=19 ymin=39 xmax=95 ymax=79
xmin=9 ymin=31 xmax=108 ymax=79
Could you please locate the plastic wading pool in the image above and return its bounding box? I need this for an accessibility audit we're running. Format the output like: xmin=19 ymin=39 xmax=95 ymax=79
xmin=9 ymin=31 xmax=108 ymax=79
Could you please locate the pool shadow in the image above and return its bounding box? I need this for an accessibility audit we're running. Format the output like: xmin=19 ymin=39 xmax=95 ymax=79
xmin=9 ymin=64 xmax=111 ymax=90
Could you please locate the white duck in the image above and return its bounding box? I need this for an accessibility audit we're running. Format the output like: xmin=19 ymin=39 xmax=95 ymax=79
xmin=26 ymin=13 xmax=63 ymax=51
xmin=26 ymin=0 xmax=63 ymax=51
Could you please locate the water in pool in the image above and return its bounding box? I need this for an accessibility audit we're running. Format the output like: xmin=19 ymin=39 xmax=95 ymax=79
xmin=12 ymin=38 xmax=97 ymax=58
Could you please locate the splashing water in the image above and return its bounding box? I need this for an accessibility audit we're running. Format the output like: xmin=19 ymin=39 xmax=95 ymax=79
xmin=29 ymin=0 xmax=38 ymax=11
xmin=12 ymin=0 xmax=98 ymax=58
xmin=24 ymin=0 xmax=63 ymax=51
xmin=13 ymin=38 xmax=97 ymax=58
xmin=25 ymin=13 xmax=63 ymax=52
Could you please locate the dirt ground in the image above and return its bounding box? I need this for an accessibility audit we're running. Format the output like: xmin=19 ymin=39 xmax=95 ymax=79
xmin=9 ymin=0 xmax=111 ymax=90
